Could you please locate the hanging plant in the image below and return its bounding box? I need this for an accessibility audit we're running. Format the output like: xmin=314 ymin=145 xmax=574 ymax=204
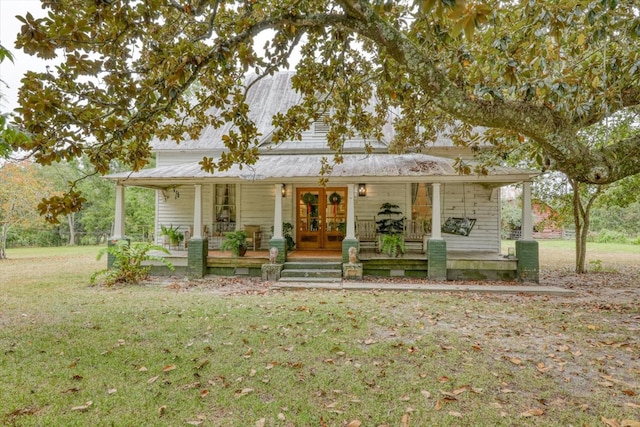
xmin=328 ymin=191 xmax=342 ymax=216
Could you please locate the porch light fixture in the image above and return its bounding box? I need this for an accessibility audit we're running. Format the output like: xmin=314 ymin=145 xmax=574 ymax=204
xmin=281 ymin=184 xmax=286 ymax=197
xmin=358 ymin=183 xmax=367 ymax=197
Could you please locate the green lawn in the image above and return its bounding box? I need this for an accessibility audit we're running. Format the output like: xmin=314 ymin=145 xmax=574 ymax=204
xmin=1 ymin=244 xmax=638 ymax=426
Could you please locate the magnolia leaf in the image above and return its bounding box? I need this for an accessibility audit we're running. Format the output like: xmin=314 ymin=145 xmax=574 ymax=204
xmin=71 ymin=401 xmax=93 ymax=412
xmin=621 ymin=421 xmax=640 ymax=427
xmin=521 ymin=408 xmax=545 ymax=417
xmin=602 ymin=418 xmax=621 ymax=427
xmin=235 ymin=388 xmax=254 ymax=398
xmin=162 ymin=364 xmax=177 ymax=372
xmin=346 ymin=420 xmax=362 ymax=427
xmin=255 ymin=418 xmax=266 ymax=427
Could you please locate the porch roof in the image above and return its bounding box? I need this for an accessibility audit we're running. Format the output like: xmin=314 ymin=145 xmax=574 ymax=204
xmin=106 ymin=153 xmax=539 ymax=187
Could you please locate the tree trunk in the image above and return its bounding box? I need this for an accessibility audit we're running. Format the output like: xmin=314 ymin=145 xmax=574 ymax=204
xmin=0 ymin=222 xmax=8 ymax=260
xmin=67 ymin=213 xmax=76 ymax=246
xmin=570 ymin=179 xmax=602 ymax=274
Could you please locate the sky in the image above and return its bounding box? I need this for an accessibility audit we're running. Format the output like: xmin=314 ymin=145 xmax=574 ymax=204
xmin=0 ymin=0 xmax=47 ymax=112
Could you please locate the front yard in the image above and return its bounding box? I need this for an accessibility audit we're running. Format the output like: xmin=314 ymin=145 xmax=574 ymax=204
xmin=0 ymin=244 xmax=638 ymax=426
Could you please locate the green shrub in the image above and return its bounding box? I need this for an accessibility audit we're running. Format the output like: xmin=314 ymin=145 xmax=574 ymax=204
xmin=591 ymin=229 xmax=629 ymax=244
xmin=91 ymin=241 xmax=174 ymax=286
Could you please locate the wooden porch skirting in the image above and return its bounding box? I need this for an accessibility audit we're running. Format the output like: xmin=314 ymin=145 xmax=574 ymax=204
xmin=147 ymin=249 xmax=519 ymax=281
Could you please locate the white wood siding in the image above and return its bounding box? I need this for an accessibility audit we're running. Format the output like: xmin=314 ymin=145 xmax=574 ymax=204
xmin=153 ymin=181 xmax=499 ymax=253
xmin=439 ymin=183 xmax=499 ymax=252
xmin=352 ymin=182 xmax=499 ymax=253
xmin=155 ymin=186 xmax=195 ymax=244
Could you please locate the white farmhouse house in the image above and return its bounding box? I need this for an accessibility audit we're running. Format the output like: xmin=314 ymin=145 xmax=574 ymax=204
xmin=106 ymin=72 xmax=540 ymax=282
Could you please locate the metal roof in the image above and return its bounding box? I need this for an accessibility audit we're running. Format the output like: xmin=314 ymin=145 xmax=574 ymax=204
xmin=106 ymin=153 xmax=539 ymax=187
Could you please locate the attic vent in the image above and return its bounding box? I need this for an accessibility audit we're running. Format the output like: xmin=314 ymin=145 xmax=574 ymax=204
xmin=314 ymin=113 xmax=331 ymax=134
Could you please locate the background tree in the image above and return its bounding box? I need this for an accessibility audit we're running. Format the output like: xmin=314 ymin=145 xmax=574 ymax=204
xmin=8 ymin=2 xmax=640 ymax=244
xmin=0 ymin=161 xmax=52 ymax=258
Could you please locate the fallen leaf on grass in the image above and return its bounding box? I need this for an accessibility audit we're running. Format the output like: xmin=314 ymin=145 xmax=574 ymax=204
xmin=509 ymin=357 xmax=523 ymax=365
xmin=621 ymin=420 xmax=640 ymax=427
xmin=147 ymin=375 xmax=159 ymax=384
xmin=162 ymin=364 xmax=176 ymax=372
xmin=186 ymin=421 xmax=202 ymax=426
xmin=70 ymin=401 xmax=92 ymax=412
xmin=255 ymin=418 xmax=266 ymax=427
xmin=448 ymin=411 xmax=463 ymax=418
xmin=521 ymin=408 xmax=544 ymax=417
xmin=622 ymin=390 xmax=636 ymax=396
xmin=158 ymin=405 xmax=166 ymax=416
xmin=401 ymin=413 xmax=410 ymax=426
xmin=626 ymin=403 xmax=640 ymax=409
xmin=602 ymin=418 xmax=620 ymax=427
xmin=107 ymin=388 xmax=117 ymax=395
xmin=346 ymin=420 xmax=362 ymax=427
xmin=235 ymin=388 xmax=254 ymax=398
xmin=421 ymin=390 xmax=431 ymax=398
xmin=199 ymin=389 xmax=209 ymax=398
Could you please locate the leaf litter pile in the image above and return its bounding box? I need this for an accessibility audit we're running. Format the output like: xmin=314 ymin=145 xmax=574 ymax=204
xmin=3 ymin=265 xmax=639 ymax=426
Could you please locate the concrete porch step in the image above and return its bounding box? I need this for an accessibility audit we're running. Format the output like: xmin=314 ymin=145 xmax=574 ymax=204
xmin=277 ymin=276 xmax=343 ymax=283
xmin=284 ymin=261 xmax=342 ymax=270
xmin=280 ymin=268 xmax=343 ymax=279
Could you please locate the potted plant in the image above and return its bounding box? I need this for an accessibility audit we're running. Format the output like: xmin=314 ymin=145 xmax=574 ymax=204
xmin=221 ymin=230 xmax=248 ymax=256
xmin=380 ymin=234 xmax=406 ymax=258
xmin=160 ymin=224 xmax=184 ymax=246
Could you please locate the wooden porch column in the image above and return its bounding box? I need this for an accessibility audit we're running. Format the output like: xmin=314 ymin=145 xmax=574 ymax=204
xmin=521 ymin=181 xmax=533 ymax=240
xmin=269 ymin=183 xmax=286 ymax=263
xmin=193 ymin=184 xmax=203 ymax=239
xmin=341 ymin=183 xmax=359 ymax=264
xmin=430 ymin=183 xmax=442 ymax=239
xmin=112 ymin=184 xmax=125 ymax=240
xmin=108 ymin=184 xmax=126 ymax=269
xmin=273 ymin=184 xmax=283 ymax=239
xmin=188 ymin=184 xmax=207 ymax=279
xmin=427 ymin=182 xmax=447 ymax=280
xmin=516 ymin=180 xmax=539 ymax=282
xmin=346 ymin=183 xmax=356 ymax=240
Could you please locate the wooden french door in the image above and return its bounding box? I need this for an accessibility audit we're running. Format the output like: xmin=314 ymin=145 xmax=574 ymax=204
xmin=296 ymin=187 xmax=347 ymax=250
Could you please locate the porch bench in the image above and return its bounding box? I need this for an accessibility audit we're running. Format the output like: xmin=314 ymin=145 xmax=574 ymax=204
xmin=404 ymin=219 xmax=429 ymax=253
xmin=356 ymin=218 xmax=378 ymax=251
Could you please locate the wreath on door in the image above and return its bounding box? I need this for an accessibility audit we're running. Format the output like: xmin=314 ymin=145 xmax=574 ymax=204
xmin=302 ymin=192 xmax=316 ymax=214
xmin=328 ymin=192 xmax=342 ymax=216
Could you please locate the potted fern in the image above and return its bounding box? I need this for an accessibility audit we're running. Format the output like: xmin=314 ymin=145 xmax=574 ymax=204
xmin=221 ymin=230 xmax=248 ymax=256
xmin=160 ymin=224 xmax=184 ymax=246
xmin=380 ymin=234 xmax=407 ymax=258
xmin=376 ymin=202 xmax=406 ymax=256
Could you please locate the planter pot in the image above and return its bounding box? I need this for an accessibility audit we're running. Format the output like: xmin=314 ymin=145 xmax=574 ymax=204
xmin=238 ymin=245 xmax=248 ymax=257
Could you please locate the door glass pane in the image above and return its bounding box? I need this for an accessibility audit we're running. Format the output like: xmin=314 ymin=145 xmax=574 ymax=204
xmin=299 ymin=191 xmax=320 ymax=232
xmin=325 ymin=189 xmax=346 ymax=235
